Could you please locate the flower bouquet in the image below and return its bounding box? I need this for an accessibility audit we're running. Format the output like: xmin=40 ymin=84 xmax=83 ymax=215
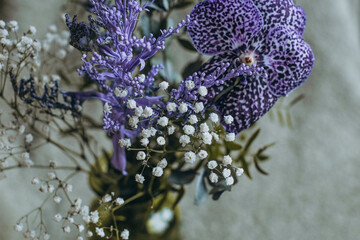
xmin=0 ymin=0 xmax=314 ymax=239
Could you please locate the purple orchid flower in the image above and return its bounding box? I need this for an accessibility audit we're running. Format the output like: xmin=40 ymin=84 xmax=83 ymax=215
xmin=187 ymin=0 xmax=315 ymax=134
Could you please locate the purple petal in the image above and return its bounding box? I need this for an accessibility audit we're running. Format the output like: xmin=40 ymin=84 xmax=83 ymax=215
xmin=261 ymin=27 xmax=314 ymax=96
xmin=188 ymin=0 xmax=263 ymax=55
xmin=111 ymin=133 xmax=127 ymax=175
xmin=253 ymin=0 xmax=307 ymax=36
xmin=215 ymin=75 xmax=278 ymax=134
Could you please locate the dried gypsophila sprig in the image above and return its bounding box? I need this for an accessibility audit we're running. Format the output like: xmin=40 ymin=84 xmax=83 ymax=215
xmin=0 ymin=19 xmax=114 ymax=240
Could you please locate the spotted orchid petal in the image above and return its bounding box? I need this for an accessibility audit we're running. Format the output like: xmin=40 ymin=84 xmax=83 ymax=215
xmin=188 ymin=0 xmax=263 ymax=55
xmin=215 ymin=75 xmax=278 ymax=134
xmin=253 ymin=0 xmax=307 ymax=36
xmin=260 ymin=27 xmax=314 ymax=96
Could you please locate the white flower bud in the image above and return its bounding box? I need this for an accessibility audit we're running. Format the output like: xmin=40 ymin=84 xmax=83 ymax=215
xmin=166 ymin=102 xmax=177 ymax=112
xmin=207 ymin=160 xmax=218 ymax=170
xmin=157 ymin=117 xmax=169 ymax=127
xmin=185 ymin=80 xmax=195 ymax=90
xmin=157 ymin=136 xmax=166 ymax=145
xmin=136 ymin=151 xmax=146 ymax=160
xmin=194 ymin=102 xmax=204 ymax=113
xmin=184 ymin=151 xmax=196 ymax=164
xmin=198 ymin=86 xmax=208 ymax=96
xmin=159 ymin=81 xmax=169 ymax=90
xmin=225 ymin=133 xmax=235 ymax=142
xmin=225 ymin=176 xmax=234 ymax=186
xmin=179 ymin=135 xmax=190 ymax=147
xmin=121 ymin=229 xmax=130 ymax=240
xmin=236 ymin=168 xmax=244 ymax=177
xmin=224 ymin=115 xmax=234 ymax=124
xmin=197 ymin=150 xmax=208 ymax=160
xmin=135 ymin=174 xmax=145 ymax=184
xmin=222 ymin=168 xmax=231 ymax=178
xmin=188 ymin=115 xmax=198 ymax=124
xmin=152 ymin=166 xmax=164 ymax=177
xmin=209 ymin=172 xmax=218 ymax=183
xmin=223 ymin=155 xmax=232 ymax=165
xmin=127 ymin=99 xmax=137 ymax=109
xmin=183 ymin=125 xmax=195 ymax=135
xmin=209 ymin=113 xmax=219 ymax=123
xmin=178 ymin=102 xmax=188 ymax=113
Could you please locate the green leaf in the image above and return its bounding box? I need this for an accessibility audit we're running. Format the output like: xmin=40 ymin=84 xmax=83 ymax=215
xmin=172 ymin=186 xmax=185 ymax=209
xmin=254 ymin=156 xmax=269 ymax=175
xmin=168 ymin=169 xmax=196 ymax=185
xmin=288 ymin=94 xmax=305 ymax=107
xmin=226 ymin=142 xmax=243 ymax=151
xmin=194 ymin=169 xmax=208 ymax=205
xmin=177 ymin=38 xmax=197 ymax=52
xmin=181 ymin=57 xmax=203 ymax=79
xmin=243 ymin=128 xmax=260 ymax=153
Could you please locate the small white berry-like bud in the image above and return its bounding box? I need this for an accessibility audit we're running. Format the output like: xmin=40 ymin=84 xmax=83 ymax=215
xmin=183 ymin=125 xmax=195 ymax=135
xmin=121 ymin=229 xmax=130 ymax=240
xmin=188 ymin=115 xmax=198 ymax=124
xmin=152 ymin=166 xmax=164 ymax=177
xmin=14 ymin=224 xmax=23 ymax=232
xmin=143 ymin=107 xmax=153 ymax=118
xmin=104 ymin=102 xmax=112 ymax=113
xmin=54 ymin=213 xmax=62 ymax=222
xmin=115 ymin=197 xmax=125 ymax=206
xmin=179 ymin=135 xmax=190 ymax=147
xmin=184 ymin=151 xmax=196 ymax=164
xmin=25 ymin=133 xmax=33 ymax=143
xmin=224 ymin=115 xmax=234 ymax=124
xmin=223 ymin=155 xmax=232 ymax=165
xmin=135 ymin=174 xmax=145 ymax=184
xmin=137 ymin=74 xmax=145 ymax=83
xmin=102 ymin=194 xmax=112 ymax=203
xmin=127 ymin=99 xmax=137 ymax=109
xmin=197 ymin=150 xmax=208 ymax=160
xmin=210 ymin=113 xmax=219 ymax=123
xmin=157 ymin=158 xmax=167 ymax=168
xmin=157 ymin=117 xmax=169 ymax=127
xmin=222 ymin=168 xmax=231 ymax=178
xmin=225 ymin=133 xmax=235 ymax=142
xmin=159 ymin=81 xmax=169 ymax=90
xmin=167 ymin=126 xmax=175 ymax=135
xmin=199 ymin=123 xmax=209 ymax=133
xmin=185 ymin=80 xmax=195 ymax=90
xmin=157 ymin=136 xmax=166 ymax=145
xmin=166 ymin=102 xmax=177 ymax=112
xmin=209 ymin=172 xmax=218 ymax=183
xmin=178 ymin=102 xmax=188 ymax=113
xmin=136 ymin=151 xmax=146 ymax=160
xmin=53 ymin=195 xmax=62 ymax=204
xmin=198 ymin=86 xmax=208 ymax=96
xmin=207 ymin=160 xmax=218 ymax=170
xmin=225 ymin=176 xmax=234 ymax=186
xmin=236 ymin=168 xmax=244 ymax=177
xmin=194 ymin=102 xmax=204 ymax=113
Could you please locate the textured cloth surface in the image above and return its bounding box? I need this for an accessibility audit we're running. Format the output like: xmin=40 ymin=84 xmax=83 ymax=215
xmin=0 ymin=0 xmax=359 ymax=239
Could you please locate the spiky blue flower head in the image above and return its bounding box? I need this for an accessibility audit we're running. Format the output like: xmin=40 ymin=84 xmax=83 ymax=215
xmin=64 ymin=0 xmax=190 ymax=173
xmin=187 ymin=0 xmax=314 ymax=134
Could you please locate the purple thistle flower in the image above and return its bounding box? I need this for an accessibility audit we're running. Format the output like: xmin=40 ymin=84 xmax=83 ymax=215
xmin=65 ymin=0 xmax=189 ymax=173
xmin=187 ymin=0 xmax=315 ymax=134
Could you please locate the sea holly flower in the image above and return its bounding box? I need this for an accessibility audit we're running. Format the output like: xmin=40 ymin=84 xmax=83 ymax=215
xmin=64 ymin=0 xmax=190 ymax=173
xmin=187 ymin=0 xmax=314 ymax=134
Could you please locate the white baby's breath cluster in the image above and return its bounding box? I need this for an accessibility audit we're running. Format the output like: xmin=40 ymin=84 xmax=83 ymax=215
xmin=115 ymin=78 xmax=240 ymax=186
xmin=207 ymin=154 xmax=244 ymax=186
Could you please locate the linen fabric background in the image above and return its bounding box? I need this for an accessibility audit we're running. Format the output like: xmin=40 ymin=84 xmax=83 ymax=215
xmin=0 ymin=0 xmax=359 ymax=239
